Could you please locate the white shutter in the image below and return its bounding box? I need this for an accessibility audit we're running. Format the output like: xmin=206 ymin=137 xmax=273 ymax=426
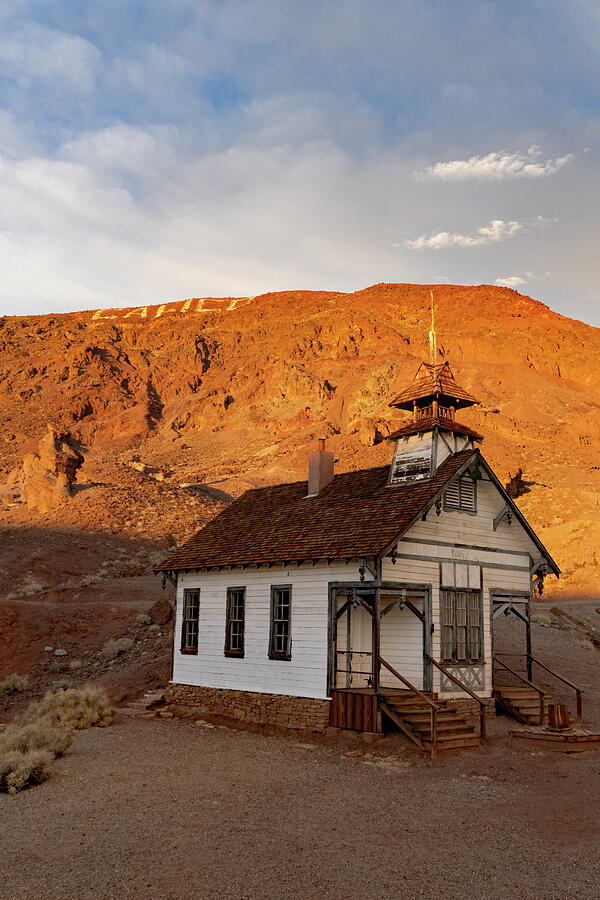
xmin=459 ymin=477 xmax=475 ymax=511
xmin=445 ymin=480 xmax=460 ymax=508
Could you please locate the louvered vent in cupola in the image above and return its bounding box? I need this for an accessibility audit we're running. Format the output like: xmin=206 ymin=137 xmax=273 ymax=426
xmin=444 ymin=476 xmax=476 ymax=512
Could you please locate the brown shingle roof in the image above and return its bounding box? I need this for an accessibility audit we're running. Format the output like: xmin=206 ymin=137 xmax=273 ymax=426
xmin=387 ymin=416 xmax=483 ymax=441
xmin=389 ymin=361 xmax=478 ymax=410
xmin=155 ymin=450 xmax=476 ymax=572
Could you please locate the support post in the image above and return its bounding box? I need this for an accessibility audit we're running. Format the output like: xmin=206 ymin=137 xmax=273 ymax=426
xmin=373 ymin=587 xmax=381 ymax=693
xmin=525 ymin=595 xmax=533 ymax=681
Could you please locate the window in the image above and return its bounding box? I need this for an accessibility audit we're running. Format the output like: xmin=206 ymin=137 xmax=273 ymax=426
xmin=180 ymin=589 xmax=200 ymax=654
xmin=225 ymin=587 xmax=245 ymax=657
xmin=441 ymin=589 xmax=482 ymax=663
xmin=269 ymin=585 xmax=292 ymax=660
xmin=444 ymin=476 xmax=476 ymax=512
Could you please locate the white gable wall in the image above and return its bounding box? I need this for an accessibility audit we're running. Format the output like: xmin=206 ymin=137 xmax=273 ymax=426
xmin=382 ymin=476 xmax=539 ymax=697
xmin=173 ymin=560 xmax=372 ymax=700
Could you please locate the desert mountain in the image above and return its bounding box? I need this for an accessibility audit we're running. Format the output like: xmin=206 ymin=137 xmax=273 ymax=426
xmin=1 ymin=282 xmax=599 ymax=615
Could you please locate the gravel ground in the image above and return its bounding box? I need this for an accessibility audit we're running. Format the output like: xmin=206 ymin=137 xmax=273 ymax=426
xmin=1 ymin=714 xmax=599 ymax=900
xmin=2 ymin=598 xmax=599 ymax=900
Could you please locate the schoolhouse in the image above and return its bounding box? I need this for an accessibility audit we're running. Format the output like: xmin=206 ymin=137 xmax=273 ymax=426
xmin=156 ymin=356 xmax=561 ymax=755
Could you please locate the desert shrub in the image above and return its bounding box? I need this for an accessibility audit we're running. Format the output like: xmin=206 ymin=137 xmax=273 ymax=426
xmin=100 ymin=637 xmax=134 ymax=661
xmin=0 ymin=750 xmax=53 ymax=794
xmin=54 ymin=649 xmax=67 ymax=657
xmin=0 ymin=674 xmax=29 ymax=697
xmin=19 ymin=687 xmax=114 ymax=731
xmin=49 ymin=661 xmax=67 ymax=674
xmin=69 ymin=659 xmax=82 ymax=671
xmin=49 ymin=679 xmax=73 ymax=693
xmin=0 ymin=721 xmax=75 ymax=757
xmin=136 ymin=614 xmax=152 ymax=625
xmin=148 ymin=624 xmax=160 ymax=633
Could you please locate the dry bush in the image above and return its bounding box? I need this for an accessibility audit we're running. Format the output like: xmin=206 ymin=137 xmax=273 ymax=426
xmin=69 ymin=659 xmax=82 ymax=671
xmin=136 ymin=614 xmax=152 ymax=625
xmin=0 ymin=721 xmax=75 ymax=757
xmin=0 ymin=750 xmax=53 ymax=794
xmin=49 ymin=661 xmax=67 ymax=674
xmin=0 ymin=673 xmax=29 ymax=697
xmin=100 ymin=637 xmax=134 ymax=661
xmin=148 ymin=624 xmax=161 ymax=633
xmin=19 ymin=687 xmax=114 ymax=731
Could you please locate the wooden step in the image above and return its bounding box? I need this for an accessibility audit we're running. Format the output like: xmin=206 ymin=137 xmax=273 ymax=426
xmin=426 ymin=734 xmax=481 ymax=751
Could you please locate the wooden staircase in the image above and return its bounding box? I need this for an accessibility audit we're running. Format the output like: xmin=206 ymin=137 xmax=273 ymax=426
xmin=494 ymin=685 xmax=551 ymax=725
xmin=380 ymin=691 xmax=483 ymax=755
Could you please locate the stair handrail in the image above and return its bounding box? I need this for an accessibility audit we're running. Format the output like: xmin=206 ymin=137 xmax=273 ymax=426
xmin=528 ymin=653 xmax=583 ymax=723
xmin=377 ymin=655 xmax=440 ymax=760
xmin=426 ymin=655 xmax=487 ymax=745
xmin=493 ymin=654 xmax=545 ymax=725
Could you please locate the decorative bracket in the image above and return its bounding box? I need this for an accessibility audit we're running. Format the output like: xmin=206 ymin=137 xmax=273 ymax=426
xmin=493 ymin=504 xmax=512 ymax=531
xmin=435 ymin=498 xmax=442 ymax=516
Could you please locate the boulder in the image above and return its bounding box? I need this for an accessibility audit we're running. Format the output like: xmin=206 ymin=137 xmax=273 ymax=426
xmin=147 ymin=598 xmax=173 ymax=626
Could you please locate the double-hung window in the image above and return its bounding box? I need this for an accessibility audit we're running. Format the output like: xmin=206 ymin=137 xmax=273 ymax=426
xmin=441 ymin=589 xmax=482 ymax=663
xmin=225 ymin=587 xmax=245 ymax=657
xmin=269 ymin=585 xmax=292 ymax=660
xmin=444 ymin=476 xmax=476 ymax=512
xmin=180 ymin=589 xmax=200 ymax=654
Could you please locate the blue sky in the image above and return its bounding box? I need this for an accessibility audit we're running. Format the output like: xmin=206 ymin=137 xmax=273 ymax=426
xmin=0 ymin=1 xmax=599 ymax=323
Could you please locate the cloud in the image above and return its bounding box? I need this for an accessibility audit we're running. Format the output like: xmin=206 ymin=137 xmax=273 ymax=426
xmin=0 ymin=23 xmax=102 ymax=93
xmin=401 ymin=219 xmax=524 ymax=251
xmin=417 ymin=146 xmax=574 ymax=181
xmin=494 ymin=271 xmax=554 ymax=288
xmin=494 ymin=275 xmax=527 ymax=288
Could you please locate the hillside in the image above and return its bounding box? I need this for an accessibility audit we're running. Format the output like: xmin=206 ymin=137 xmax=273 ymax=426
xmin=1 ymin=283 xmax=599 ymax=687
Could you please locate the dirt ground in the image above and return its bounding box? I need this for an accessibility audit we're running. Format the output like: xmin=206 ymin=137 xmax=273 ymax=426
xmin=1 ymin=714 xmax=599 ymax=900
xmin=1 ymin=599 xmax=599 ymax=900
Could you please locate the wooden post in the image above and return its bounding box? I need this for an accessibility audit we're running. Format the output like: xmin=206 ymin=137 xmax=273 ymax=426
xmin=525 ymin=596 xmax=533 ymax=681
xmin=373 ymin=587 xmax=381 ymax=693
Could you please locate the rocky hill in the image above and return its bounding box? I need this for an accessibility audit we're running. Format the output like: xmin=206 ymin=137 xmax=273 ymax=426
xmin=1 ymin=283 xmax=599 ymax=688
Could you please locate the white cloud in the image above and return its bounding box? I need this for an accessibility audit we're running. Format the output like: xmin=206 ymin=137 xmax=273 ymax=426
xmin=401 ymin=219 xmax=524 ymax=251
xmin=417 ymin=146 xmax=574 ymax=181
xmin=494 ymin=275 xmax=527 ymax=288
xmin=0 ymin=23 xmax=101 ymax=93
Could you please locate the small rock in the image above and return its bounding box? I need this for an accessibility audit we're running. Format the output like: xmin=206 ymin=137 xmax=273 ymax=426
xmin=292 ymin=742 xmax=318 ymax=751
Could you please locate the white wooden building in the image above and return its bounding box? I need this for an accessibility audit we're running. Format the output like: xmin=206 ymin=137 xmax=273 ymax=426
xmin=157 ymin=360 xmax=560 ymax=754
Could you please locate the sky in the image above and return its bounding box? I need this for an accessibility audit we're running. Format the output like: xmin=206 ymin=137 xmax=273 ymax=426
xmin=0 ymin=1 xmax=599 ymax=324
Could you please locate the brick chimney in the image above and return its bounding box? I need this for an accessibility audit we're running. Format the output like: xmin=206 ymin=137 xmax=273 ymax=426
xmin=307 ymin=438 xmax=334 ymax=497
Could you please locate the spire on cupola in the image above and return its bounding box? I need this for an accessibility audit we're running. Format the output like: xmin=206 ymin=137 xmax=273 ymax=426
xmin=386 ymin=293 xmax=482 ymax=485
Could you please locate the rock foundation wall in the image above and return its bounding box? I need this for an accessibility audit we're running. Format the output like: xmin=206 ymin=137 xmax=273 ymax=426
xmin=167 ymin=683 xmax=331 ymax=732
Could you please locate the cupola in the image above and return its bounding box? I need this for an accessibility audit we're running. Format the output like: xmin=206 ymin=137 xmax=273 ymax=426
xmin=386 ymin=293 xmax=482 ymax=485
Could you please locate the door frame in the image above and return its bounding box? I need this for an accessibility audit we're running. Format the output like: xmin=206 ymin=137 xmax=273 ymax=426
xmin=328 ymin=581 xmax=433 ymax=694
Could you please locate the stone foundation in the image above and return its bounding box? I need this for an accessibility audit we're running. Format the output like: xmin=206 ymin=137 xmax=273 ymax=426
xmin=446 ymin=697 xmax=496 ymax=725
xmin=166 ymin=683 xmax=331 ymax=732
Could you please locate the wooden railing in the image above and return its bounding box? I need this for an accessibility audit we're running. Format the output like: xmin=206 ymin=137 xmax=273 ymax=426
xmin=493 ymin=655 xmax=545 ymax=724
xmin=377 ymin=655 xmax=441 ymax=759
xmin=529 ymin=653 xmax=584 ymax=724
xmin=426 ymin=655 xmax=487 ymax=746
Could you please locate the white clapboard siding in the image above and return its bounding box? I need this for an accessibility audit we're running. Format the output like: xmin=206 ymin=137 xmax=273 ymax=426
xmin=380 ymin=597 xmax=424 ymax=689
xmin=380 ymin=475 xmax=539 ymax=697
xmin=173 ymin=561 xmax=371 ymax=699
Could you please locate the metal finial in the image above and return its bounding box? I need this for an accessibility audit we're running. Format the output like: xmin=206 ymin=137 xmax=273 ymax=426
xmin=429 ymin=290 xmax=437 ymax=364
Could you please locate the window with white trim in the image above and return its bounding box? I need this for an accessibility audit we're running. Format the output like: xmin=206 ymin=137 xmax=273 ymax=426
xmin=441 ymin=589 xmax=482 ymax=663
xmin=444 ymin=476 xmax=476 ymax=512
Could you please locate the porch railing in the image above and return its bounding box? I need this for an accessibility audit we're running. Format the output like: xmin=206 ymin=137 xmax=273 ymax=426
xmin=425 ymin=655 xmax=487 ymax=746
xmin=529 ymin=653 xmax=583 ymax=724
xmin=377 ymin=655 xmax=441 ymax=760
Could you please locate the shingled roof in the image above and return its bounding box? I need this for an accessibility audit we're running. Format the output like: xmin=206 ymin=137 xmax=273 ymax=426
xmin=389 ymin=361 xmax=478 ymax=410
xmin=155 ymin=449 xmax=476 ymax=572
xmin=387 ymin=415 xmax=483 ymax=441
